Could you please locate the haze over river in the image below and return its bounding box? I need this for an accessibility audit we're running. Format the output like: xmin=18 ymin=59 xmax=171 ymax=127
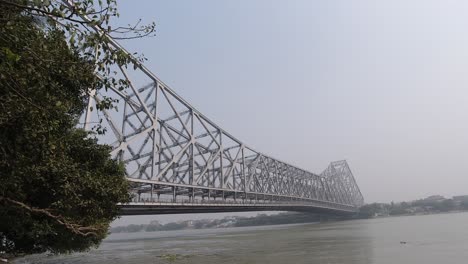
xmin=17 ymin=212 xmax=468 ymax=264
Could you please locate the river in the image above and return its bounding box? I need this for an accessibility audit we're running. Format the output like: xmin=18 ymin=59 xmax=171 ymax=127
xmin=15 ymin=212 xmax=468 ymax=264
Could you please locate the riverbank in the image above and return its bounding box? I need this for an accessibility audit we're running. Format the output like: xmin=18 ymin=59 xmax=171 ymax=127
xmin=110 ymin=212 xmax=325 ymax=233
xmin=357 ymin=194 xmax=468 ymax=218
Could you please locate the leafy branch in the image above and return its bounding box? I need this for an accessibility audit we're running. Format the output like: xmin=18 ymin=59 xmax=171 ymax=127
xmin=0 ymin=197 xmax=101 ymax=237
xmin=0 ymin=0 xmax=156 ymax=122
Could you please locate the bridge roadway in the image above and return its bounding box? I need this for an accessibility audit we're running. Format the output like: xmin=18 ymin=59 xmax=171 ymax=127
xmin=119 ymin=200 xmax=358 ymax=216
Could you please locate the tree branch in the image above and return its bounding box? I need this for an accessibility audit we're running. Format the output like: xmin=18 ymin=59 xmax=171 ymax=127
xmin=0 ymin=0 xmax=92 ymax=26
xmin=0 ymin=196 xmax=101 ymax=237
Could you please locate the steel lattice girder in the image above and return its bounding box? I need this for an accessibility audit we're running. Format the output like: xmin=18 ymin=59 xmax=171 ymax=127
xmin=71 ymin=1 xmax=364 ymax=211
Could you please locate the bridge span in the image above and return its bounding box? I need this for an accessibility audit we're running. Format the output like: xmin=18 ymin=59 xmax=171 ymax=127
xmin=120 ymin=200 xmax=358 ymax=216
xmin=75 ymin=9 xmax=365 ymax=216
xmin=118 ymin=160 xmax=363 ymax=216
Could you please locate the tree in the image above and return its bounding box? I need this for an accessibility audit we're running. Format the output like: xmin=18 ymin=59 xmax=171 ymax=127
xmin=0 ymin=0 xmax=156 ymax=119
xmin=357 ymin=203 xmax=389 ymax=218
xmin=435 ymin=199 xmax=454 ymax=212
xmin=0 ymin=0 xmax=154 ymax=258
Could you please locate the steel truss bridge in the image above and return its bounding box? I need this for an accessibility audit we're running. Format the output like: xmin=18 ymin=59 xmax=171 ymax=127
xmin=77 ymin=8 xmax=364 ymax=217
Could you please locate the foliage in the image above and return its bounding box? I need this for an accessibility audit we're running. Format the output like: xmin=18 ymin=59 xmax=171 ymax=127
xmin=461 ymin=200 xmax=468 ymax=210
xmin=357 ymin=203 xmax=389 ymax=218
xmin=0 ymin=0 xmax=156 ymax=131
xmin=358 ymin=195 xmax=468 ymax=219
xmin=435 ymin=199 xmax=455 ymax=212
xmin=389 ymin=204 xmax=408 ymax=216
xmin=0 ymin=1 xmax=140 ymax=257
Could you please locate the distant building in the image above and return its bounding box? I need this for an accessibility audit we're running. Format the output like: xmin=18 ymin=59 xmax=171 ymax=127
xmin=424 ymin=195 xmax=445 ymax=202
xmin=186 ymin=220 xmax=194 ymax=228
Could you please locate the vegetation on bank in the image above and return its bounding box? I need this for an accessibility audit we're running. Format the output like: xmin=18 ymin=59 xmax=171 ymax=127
xmin=0 ymin=0 xmax=154 ymax=259
xmin=110 ymin=213 xmax=327 ymax=233
xmin=357 ymin=195 xmax=468 ymax=219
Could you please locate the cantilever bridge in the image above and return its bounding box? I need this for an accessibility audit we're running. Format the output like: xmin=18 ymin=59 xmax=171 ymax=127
xmin=78 ymin=16 xmax=364 ymax=218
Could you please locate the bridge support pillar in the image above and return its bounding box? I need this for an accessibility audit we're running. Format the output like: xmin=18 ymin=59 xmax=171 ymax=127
xmin=172 ymin=186 xmax=176 ymax=202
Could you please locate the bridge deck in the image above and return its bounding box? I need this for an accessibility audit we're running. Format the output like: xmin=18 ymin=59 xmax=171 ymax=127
xmin=119 ymin=201 xmax=358 ymax=215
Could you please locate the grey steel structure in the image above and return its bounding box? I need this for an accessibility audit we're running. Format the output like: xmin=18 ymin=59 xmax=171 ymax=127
xmin=76 ymin=5 xmax=364 ymax=216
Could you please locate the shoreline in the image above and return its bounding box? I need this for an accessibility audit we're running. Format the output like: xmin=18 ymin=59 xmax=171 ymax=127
xmin=372 ymin=209 xmax=468 ymax=218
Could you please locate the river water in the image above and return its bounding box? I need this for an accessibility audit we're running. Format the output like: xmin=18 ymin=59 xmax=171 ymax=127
xmin=16 ymin=212 xmax=468 ymax=264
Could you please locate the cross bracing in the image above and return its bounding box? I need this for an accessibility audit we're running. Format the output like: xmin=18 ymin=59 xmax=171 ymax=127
xmin=72 ymin=2 xmax=364 ymax=214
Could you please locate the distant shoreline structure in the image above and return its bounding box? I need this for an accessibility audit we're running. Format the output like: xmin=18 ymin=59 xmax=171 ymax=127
xmin=358 ymin=194 xmax=468 ymax=218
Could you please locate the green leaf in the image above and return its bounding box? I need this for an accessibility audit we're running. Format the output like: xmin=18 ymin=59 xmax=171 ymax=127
xmin=1 ymin=47 xmax=21 ymax=62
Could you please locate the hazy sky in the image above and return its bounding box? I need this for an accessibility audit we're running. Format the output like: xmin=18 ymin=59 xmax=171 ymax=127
xmin=113 ymin=0 xmax=468 ymax=204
